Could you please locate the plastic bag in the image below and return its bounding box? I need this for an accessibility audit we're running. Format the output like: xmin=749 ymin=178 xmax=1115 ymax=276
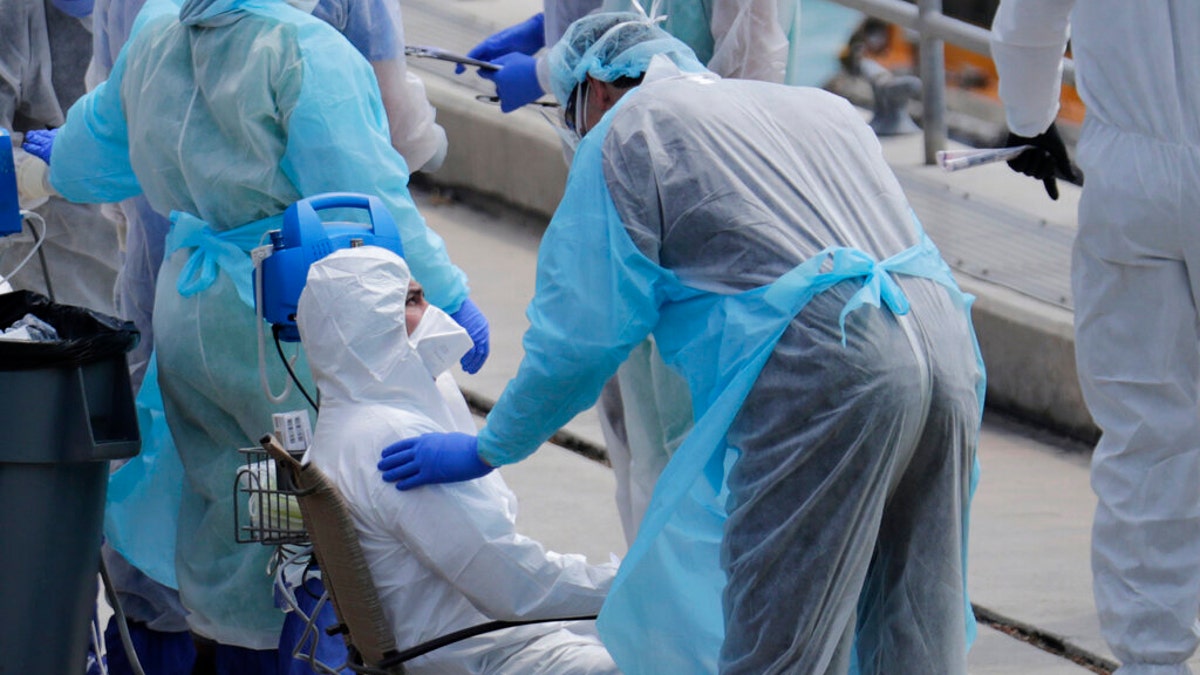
xmin=0 ymin=290 xmax=138 ymax=370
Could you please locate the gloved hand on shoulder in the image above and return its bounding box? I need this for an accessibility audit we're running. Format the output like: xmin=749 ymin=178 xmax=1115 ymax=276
xmin=479 ymin=52 xmax=545 ymax=113
xmin=1004 ymin=124 xmax=1076 ymax=200
xmin=450 ymin=297 xmax=490 ymax=373
xmin=460 ymin=12 xmax=546 ymax=74
xmin=22 ymin=129 xmax=58 ymax=165
xmin=378 ymin=432 xmax=493 ymax=490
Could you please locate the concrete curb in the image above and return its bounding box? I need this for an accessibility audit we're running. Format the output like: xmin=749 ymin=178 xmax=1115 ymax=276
xmin=962 ymin=277 xmax=1094 ymax=442
xmin=416 ymin=68 xmax=1098 ymax=445
xmin=422 ymin=75 xmax=568 ymax=219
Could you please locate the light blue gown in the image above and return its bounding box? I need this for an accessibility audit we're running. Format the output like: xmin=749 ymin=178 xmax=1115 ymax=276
xmin=48 ymin=0 xmax=469 ymax=650
xmin=479 ymin=67 xmax=983 ymax=673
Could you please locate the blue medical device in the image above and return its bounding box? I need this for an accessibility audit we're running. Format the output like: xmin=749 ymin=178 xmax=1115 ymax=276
xmin=0 ymin=130 xmax=22 ymax=236
xmin=258 ymin=193 xmax=404 ymax=342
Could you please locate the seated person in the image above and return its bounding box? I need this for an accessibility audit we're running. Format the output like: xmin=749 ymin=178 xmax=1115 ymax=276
xmin=293 ymin=246 xmax=618 ymax=675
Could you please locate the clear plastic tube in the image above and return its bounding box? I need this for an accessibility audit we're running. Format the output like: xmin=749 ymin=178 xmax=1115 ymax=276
xmin=936 ymin=145 xmax=1033 ymax=172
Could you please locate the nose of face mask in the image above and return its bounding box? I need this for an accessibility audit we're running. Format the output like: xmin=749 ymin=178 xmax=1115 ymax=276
xmin=409 ymin=305 xmax=474 ymax=379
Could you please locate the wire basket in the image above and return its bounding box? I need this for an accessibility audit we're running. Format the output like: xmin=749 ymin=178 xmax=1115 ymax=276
xmin=234 ymin=447 xmax=311 ymax=545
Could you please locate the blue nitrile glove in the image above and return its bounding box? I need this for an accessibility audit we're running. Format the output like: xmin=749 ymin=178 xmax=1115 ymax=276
xmin=450 ymin=297 xmax=490 ymax=373
xmin=1005 ymin=125 xmax=1076 ymax=201
xmin=478 ymin=52 xmax=545 ymax=113
xmin=378 ymin=432 xmax=493 ymax=490
xmin=22 ymin=129 xmax=59 ymax=165
xmin=459 ymin=12 xmax=546 ymax=74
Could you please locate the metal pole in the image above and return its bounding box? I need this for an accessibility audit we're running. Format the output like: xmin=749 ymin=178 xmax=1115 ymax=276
xmin=917 ymin=0 xmax=947 ymax=164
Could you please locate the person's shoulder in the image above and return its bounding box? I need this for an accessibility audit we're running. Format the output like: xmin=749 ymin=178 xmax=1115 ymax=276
xmin=281 ymin=11 xmax=376 ymax=84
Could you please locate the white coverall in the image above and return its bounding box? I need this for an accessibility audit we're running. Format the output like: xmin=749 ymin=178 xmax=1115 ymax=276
xmin=296 ymin=247 xmax=619 ymax=675
xmin=992 ymin=3 xmax=1200 ymax=673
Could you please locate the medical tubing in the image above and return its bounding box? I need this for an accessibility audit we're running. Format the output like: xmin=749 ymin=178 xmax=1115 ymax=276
xmin=36 ymin=241 xmax=54 ymax=301
xmin=274 ymin=325 xmax=318 ymax=412
xmin=1 ymin=211 xmax=47 ymax=288
xmin=936 ymin=145 xmax=1032 ymax=172
xmin=255 ymin=248 xmax=293 ymax=404
xmin=381 ymin=615 xmax=600 ymax=666
xmin=98 ymin=554 xmax=148 ymax=675
xmin=274 ymin=547 xmax=344 ymax=675
xmin=90 ymin=608 xmax=108 ymax=675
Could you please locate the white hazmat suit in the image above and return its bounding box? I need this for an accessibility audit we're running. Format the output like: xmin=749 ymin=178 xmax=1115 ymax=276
xmin=992 ymin=3 xmax=1200 ymax=674
xmin=296 ymin=247 xmax=619 ymax=675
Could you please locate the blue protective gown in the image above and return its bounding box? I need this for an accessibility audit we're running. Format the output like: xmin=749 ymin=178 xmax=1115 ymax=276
xmin=478 ymin=66 xmax=983 ymax=673
xmin=48 ymin=0 xmax=469 ymax=650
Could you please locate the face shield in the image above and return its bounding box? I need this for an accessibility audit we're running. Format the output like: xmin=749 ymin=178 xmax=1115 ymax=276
xmin=563 ymin=78 xmax=590 ymax=139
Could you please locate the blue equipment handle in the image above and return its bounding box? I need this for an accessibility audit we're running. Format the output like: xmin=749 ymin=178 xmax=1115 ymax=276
xmin=261 ymin=192 xmax=408 ymax=342
xmin=305 ymin=192 xmax=386 ymax=213
xmin=280 ymin=192 xmax=400 ymax=254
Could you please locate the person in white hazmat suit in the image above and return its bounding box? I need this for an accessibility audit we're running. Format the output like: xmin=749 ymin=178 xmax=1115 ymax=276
xmin=992 ymin=2 xmax=1200 ymax=673
xmin=380 ymin=13 xmax=985 ymax=675
xmin=295 ymin=246 xmax=618 ymax=675
xmin=32 ymin=0 xmax=490 ymax=665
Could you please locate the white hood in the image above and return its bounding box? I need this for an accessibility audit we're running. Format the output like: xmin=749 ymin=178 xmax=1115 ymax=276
xmin=296 ymin=247 xmax=467 ymax=419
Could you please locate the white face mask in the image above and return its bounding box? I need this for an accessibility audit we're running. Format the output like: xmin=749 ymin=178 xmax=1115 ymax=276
xmin=408 ymin=305 xmax=473 ymax=379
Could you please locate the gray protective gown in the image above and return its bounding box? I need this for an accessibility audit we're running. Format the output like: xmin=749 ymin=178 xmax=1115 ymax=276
xmin=604 ymin=74 xmax=981 ymax=675
xmin=477 ymin=59 xmax=983 ymax=672
xmin=0 ymin=0 xmax=120 ymax=314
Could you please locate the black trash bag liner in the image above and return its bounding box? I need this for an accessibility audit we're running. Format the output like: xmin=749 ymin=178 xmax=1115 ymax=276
xmin=0 ymin=291 xmax=139 ymax=371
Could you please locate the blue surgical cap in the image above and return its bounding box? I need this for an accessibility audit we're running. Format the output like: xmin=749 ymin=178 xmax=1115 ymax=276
xmin=51 ymin=0 xmax=95 ymax=18
xmin=545 ymin=11 xmax=707 ymax=106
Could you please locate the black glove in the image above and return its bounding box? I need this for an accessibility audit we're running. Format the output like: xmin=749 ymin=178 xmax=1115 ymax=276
xmin=1005 ymin=125 xmax=1077 ymax=200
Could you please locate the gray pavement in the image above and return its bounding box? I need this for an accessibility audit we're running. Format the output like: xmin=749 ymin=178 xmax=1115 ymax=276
xmin=395 ymin=1 xmax=1173 ymax=672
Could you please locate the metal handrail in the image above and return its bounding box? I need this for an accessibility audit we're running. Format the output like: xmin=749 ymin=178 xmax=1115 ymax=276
xmin=828 ymin=0 xmax=1075 ymax=163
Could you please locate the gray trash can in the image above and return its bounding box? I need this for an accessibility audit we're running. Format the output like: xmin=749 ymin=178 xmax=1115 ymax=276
xmin=0 ymin=291 xmax=139 ymax=674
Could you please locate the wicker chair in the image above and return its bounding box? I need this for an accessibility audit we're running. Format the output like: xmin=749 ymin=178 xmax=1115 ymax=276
xmin=260 ymin=435 xmax=598 ymax=675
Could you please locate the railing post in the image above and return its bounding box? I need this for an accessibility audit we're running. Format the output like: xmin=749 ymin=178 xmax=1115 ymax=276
xmin=917 ymin=0 xmax=947 ymax=164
